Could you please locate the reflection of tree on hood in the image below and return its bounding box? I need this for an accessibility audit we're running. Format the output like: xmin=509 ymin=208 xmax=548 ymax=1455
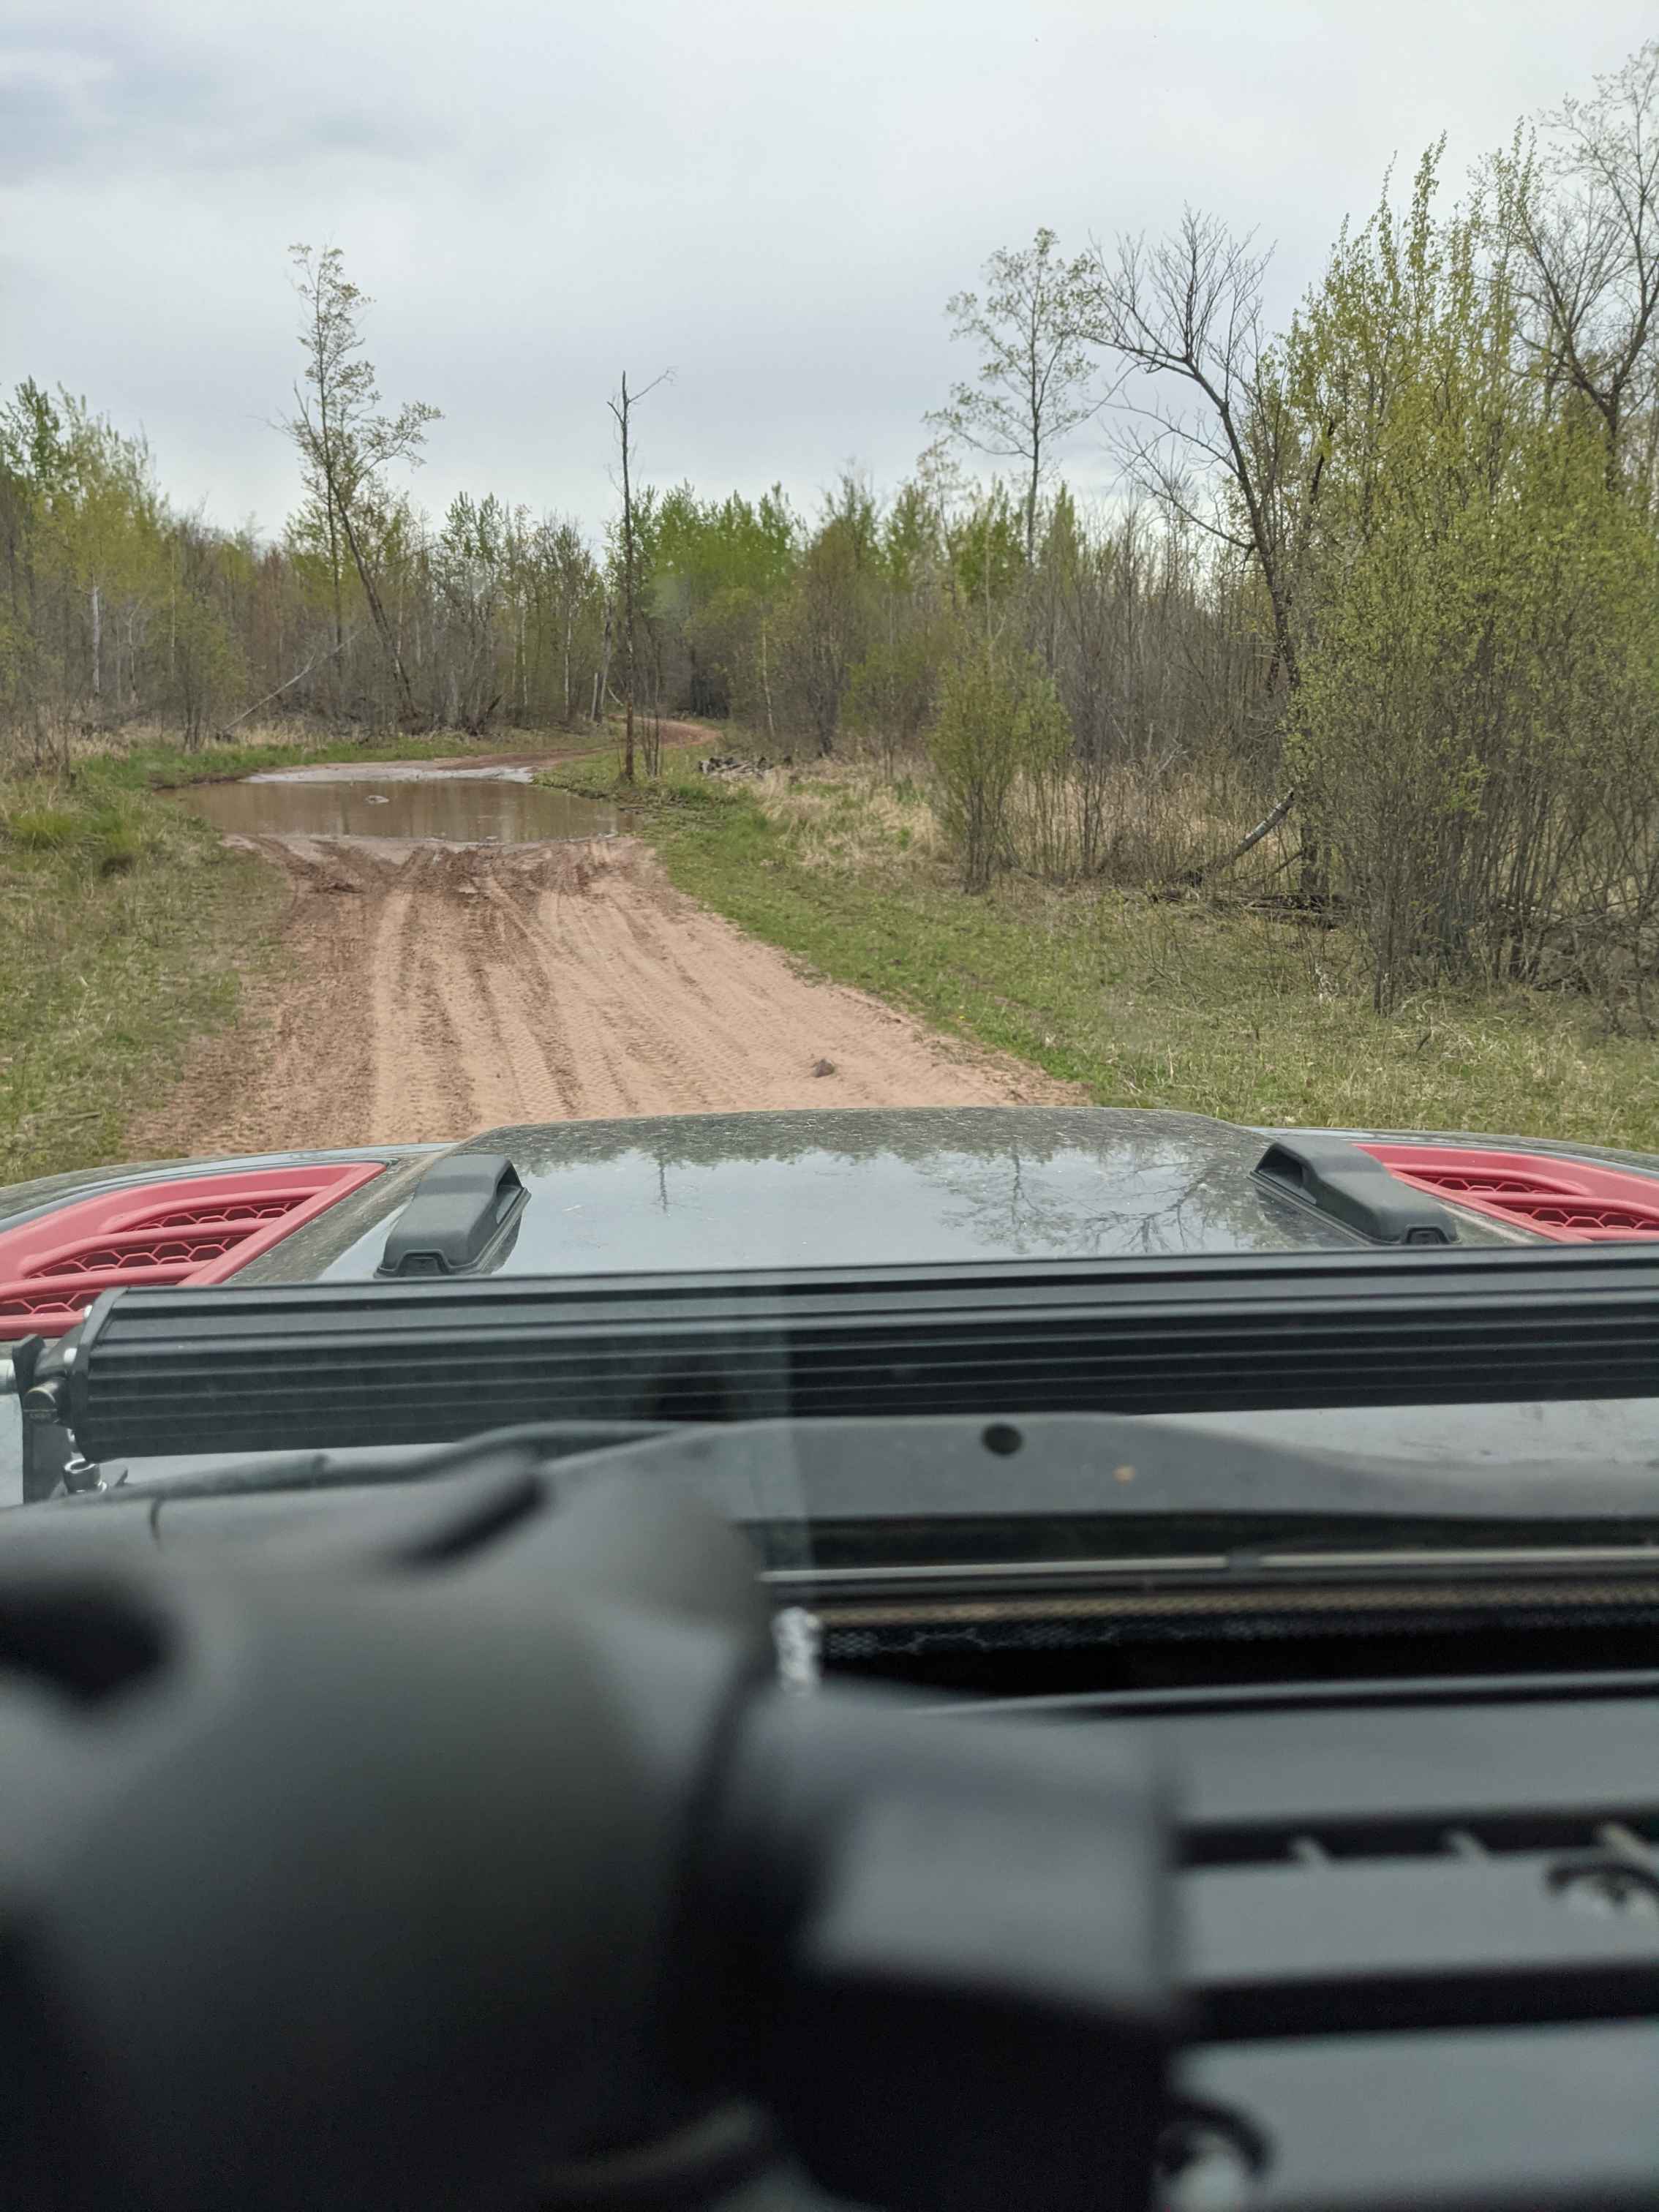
xmin=455 ymin=1105 xmax=1301 ymax=1261
xmin=456 ymin=1105 xmax=1110 ymax=1180
xmin=911 ymin=1132 xmax=1303 ymax=1259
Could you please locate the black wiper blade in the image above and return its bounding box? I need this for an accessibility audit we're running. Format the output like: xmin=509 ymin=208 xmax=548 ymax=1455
xmin=76 ymin=1413 xmax=1659 ymax=1549
xmin=540 ymin=1413 xmax=1659 ymax=1555
xmin=53 ymin=1424 xmax=672 ymax=1507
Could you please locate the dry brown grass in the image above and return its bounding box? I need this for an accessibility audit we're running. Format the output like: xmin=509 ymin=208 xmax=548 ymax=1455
xmin=742 ymin=747 xmax=1295 ymax=894
xmin=751 ymin=761 xmax=947 ymax=870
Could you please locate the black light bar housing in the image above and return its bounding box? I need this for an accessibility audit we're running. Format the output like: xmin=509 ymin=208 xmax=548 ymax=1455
xmin=37 ymin=1244 xmax=1659 ymax=1464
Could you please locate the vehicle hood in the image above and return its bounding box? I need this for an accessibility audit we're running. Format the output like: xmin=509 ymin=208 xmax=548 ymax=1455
xmin=9 ymin=1107 xmax=1659 ymax=1498
xmin=274 ymin=1105 xmax=1377 ymax=1278
xmin=11 ymin=1106 xmax=1659 ymax=1289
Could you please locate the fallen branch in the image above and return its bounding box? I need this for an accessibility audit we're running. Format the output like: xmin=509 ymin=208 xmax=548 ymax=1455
xmin=216 ymin=629 xmax=362 ymax=739
xmin=1170 ymin=788 xmax=1296 ymax=889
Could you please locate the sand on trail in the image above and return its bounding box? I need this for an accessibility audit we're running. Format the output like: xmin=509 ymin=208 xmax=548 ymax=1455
xmin=129 ymin=830 xmax=1075 ymax=1155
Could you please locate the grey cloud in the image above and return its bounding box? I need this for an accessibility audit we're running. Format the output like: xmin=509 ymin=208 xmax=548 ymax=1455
xmin=3 ymin=0 xmax=1658 ymax=542
xmin=0 ymin=27 xmax=444 ymax=182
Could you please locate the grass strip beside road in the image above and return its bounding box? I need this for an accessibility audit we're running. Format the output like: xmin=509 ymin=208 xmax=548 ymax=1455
xmin=0 ymin=727 xmax=595 ymax=1186
xmin=543 ymin=748 xmax=1659 ymax=1154
xmin=1 ymin=763 xmax=283 ymax=1185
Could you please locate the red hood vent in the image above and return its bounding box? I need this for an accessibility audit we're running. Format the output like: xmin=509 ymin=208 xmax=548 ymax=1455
xmin=0 ymin=1162 xmax=383 ymax=1339
xmin=1358 ymin=1143 xmax=1659 ymax=1243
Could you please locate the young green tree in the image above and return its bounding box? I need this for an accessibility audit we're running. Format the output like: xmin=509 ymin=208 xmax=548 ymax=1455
xmin=928 ymin=642 xmax=1071 ymax=892
xmin=843 ymin=631 xmax=943 ymax=778
xmin=282 ymin=245 xmax=440 ymax=726
xmin=1287 ymin=147 xmax=1659 ymax=1009
xmin=778 ymin=475 xmax=879 ymax=756
xmin=946 ymin=481 xmax=1026 ymax=626
xmin=165 ymin=521 xmax=244 ymax=750
xmin=647 ymin=483 xmax=799 ymax=726
xmin=930 ymin=228 xmax=1099 ymax=563
xmin=532 ymin=516 xmax=601 ymax=724
xmin=431 ymin=493 xmax=511 ymax=734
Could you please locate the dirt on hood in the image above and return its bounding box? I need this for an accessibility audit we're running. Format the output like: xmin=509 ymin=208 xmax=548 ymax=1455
xmin=127 ymin=833 xmax=1076 ymax=1156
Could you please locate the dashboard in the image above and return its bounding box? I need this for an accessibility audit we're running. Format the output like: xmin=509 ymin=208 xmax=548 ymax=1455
xmin=3 ymin=1448 xmax=1658 ymax=2210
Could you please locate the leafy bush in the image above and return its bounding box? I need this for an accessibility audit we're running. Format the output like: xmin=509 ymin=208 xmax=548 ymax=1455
xmin=1287 ymin=150 xmax=1659 ymax=1015
xmin=928 ymin=644 xmax=1071 ymax=891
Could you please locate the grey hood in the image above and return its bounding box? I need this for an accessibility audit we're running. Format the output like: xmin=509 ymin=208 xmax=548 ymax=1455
xmin=244 ymin=1105 xmax=1527 ymax=1284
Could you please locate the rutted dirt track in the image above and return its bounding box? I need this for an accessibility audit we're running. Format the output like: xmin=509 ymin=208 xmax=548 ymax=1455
xmin=129 ymin=832 xmax=1072 ymax=1155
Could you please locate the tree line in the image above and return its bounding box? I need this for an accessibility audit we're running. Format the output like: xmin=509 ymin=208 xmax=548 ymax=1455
xmin=4 ymin=40 xmax=1659 ymax=1014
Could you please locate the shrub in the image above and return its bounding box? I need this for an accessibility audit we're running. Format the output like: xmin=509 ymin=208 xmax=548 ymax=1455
xmin=928 ymin=644 xmax=1071 ymax=891
xmin=4 ymin=805 xmax=80 ymax=850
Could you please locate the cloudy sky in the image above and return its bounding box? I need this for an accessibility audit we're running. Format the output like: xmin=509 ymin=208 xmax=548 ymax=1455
xmin=2 ymin=1 xmax=1653 ymax=543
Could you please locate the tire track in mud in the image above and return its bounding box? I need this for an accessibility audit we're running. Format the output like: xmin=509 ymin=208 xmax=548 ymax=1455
xmin=127 ymin=830 xmax=1077 ymax=1156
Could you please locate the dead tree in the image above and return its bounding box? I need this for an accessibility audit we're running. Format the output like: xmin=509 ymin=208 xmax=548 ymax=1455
xmin=1511 ymin=42 xmax=1659 ymax=494
xmin=1088 ymin=212 xmax=1323 ymax=876
xmin=606 ymin=369 xmax=672 ymax=782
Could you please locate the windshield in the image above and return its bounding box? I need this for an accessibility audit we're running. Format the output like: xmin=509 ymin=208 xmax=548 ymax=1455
xmin=6 ymin=10 xmax=1659 ymax=1550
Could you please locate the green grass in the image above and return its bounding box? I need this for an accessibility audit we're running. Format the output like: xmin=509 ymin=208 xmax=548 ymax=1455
xmin=0 ymin=763 xmax=286 ymax=1184
xmin=541 ymin=748 xmax=1659 ymax=1151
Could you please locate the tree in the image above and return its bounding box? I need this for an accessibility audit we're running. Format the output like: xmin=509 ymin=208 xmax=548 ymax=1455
xmin=282 ymin=245 xmax=440 ymax=726
xmin=945 ymin=481 xmax=1026 ymax=626
xmin=843 ymin=632 xmax=942 ymax=777
xmin=1285 ymin=148 xmax=1659 ymax=1010
xmin=929 ymin=228 xmax=1099 ymax=563
xmin=430 ymin=493 xmax=509 ymax=733
xmin=533 ymin=517 xmax=600 ymax=723
xmin=1504 ymin=42 xmax=1659 ymax=493
xmin=606 ymin=369 xmax=672 ymax=782
xmin=778 ymin=475 xmax=879 ymax=756
xmin=1088 ymin=211 xmax=1309 ymax=705
xmin=929 ymin=642 xmax=1071 ymax=891
xmin=648 ymin=484 xmax=799 ymax=724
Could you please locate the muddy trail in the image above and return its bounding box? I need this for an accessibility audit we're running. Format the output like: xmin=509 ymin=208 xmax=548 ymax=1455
xmin=129 ymin=831 xmax=1072 ymax=1155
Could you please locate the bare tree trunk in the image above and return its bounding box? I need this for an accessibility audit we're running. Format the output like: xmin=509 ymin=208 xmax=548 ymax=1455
xmin=593 ymin=597 xmax=613 ymax=725
xmin=315 ymin=293 xmax=345 ymax=658
xmin=606 ymin=366 xmax=671 ymax=781
xmin=90 ymin=583 xmax=101 ymax=706
xmin=1026 ymin=384 xmax=1040 ymax=563
xmin=618 ymin=373 xmax=636 ymax=782
xmin=334 ymin=500 xmax=419 ymax=725
xmin=760 ymin=615 xmax=776 ymax=743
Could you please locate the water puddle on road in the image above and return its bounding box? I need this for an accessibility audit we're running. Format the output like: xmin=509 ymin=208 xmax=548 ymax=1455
xmin=172 ymin=767 xmax=617 ymax=844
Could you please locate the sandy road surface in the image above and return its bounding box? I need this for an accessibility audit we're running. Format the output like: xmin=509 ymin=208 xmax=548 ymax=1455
xmin=129 ymin=832 xmax=1072 ymax=1155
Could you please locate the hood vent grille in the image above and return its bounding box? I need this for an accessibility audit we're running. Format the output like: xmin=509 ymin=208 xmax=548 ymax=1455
xmin=0 ymin=1163 xmax=383 ymax=1340
xmin=1359 ymin=1144 xmax=1659 ymax=1242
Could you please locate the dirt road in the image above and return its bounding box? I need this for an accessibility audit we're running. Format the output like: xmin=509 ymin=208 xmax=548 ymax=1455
xmin=129 ymin=832 xmax=1071 ymax=1155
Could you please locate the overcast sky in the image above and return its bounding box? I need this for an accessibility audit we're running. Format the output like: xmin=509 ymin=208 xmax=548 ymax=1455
xmin=2 ymin=2 xmax=1654 ymax=544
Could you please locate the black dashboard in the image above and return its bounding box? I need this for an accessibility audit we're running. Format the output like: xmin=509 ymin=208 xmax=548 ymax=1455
xmin=3 ymin=1441 xmax=1658 ymax=2211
